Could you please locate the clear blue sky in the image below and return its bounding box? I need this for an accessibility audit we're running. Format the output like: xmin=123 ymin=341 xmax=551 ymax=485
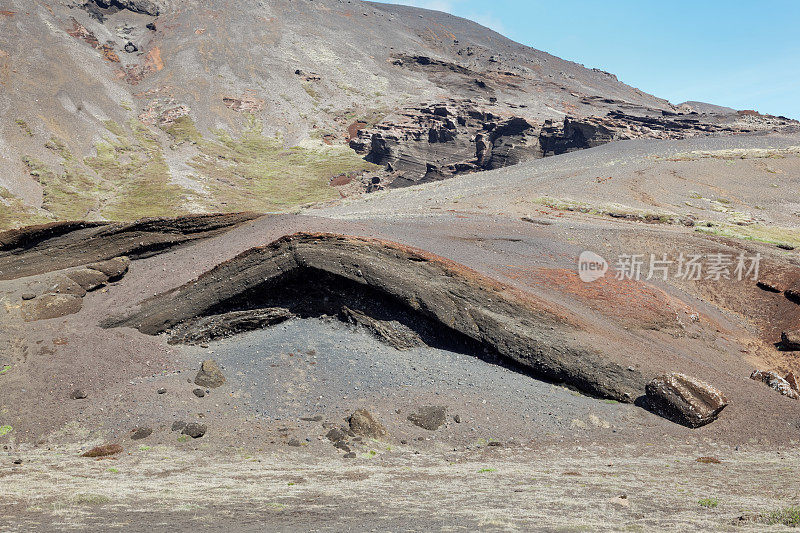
xmin=380 ymin=1 xmax=800 ymax=118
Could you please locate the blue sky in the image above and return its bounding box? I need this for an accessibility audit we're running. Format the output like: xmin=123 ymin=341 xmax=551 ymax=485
xmin=380 ymin=1 xmax=800 ymax=118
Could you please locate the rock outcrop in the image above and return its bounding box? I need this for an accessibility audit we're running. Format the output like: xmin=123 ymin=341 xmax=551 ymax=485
xmin=0 ymin=213 xmax=260 ymax=280
xmin=645 ymin=373 xmax=728 ymax=428
xmin=107 ymin=233 xmax=648 ymax=403
xmin=407 ymin=406 xmax=448 ymax=431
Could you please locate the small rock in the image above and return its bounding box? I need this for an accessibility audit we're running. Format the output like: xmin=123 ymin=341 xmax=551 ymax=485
xmin=407 ymin=406 xmax=447 ymax=430
xmin=124 ymin=42 xmax=138 ymax=53
xmin=488 ymin=441 xmax=502 ymax=447
xmin=71 ymin=389 xmax=88 ymax=400
xmin=326 ymin=428 xmax=346 ymax=443
xmin=334 ymin=441 xmax=351 ymax=452
xmin=453 ymin=414 xmax=461 ymax=423
xmin=645 ymin=373 xmax=728 ymax=428
xmin=287 ymin=438 xmax=302 ymax=447
xmin=348 ymin=409 xmax=388 ymax=440
xmin=194 ymin=359 xmax=226 ymax=388
xmin=750 ymin=370 xmax=800 ymax=399
xmin=182 ymin=422 xmax=207 ymax=439
xmin=192 ymin=388 xmax=205 ymax=398
xmin=343 ymin=452 xmax=356 ymax=459
xmin=157 ymin=388 xmax=167 ymax=394
xmin=81 ymin=443 xmax=123 ymax=457
xmin=171 ymin=420 xmax=187 ymax=432
xmin=777 ymin=243 xmax=796 ymax=251
xmin=12 ymin=458 xmax=22 ymax=465
xmin=130 ymin=427 xmax=152 ymax=440
xmin=21 ymin=293 xmax=36 ymax=301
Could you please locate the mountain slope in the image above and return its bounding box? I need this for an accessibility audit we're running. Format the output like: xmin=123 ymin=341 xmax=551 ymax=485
xmin=0 ymin=0 xmax=794 ymax=229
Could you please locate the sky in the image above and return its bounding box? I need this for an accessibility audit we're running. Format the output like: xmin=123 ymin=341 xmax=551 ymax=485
xmin=379 ymin=0 xmax=800 ymax=119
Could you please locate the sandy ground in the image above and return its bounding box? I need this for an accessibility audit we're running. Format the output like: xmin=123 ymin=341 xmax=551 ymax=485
xmin=1 ymin=444 xmax=798 ymax=532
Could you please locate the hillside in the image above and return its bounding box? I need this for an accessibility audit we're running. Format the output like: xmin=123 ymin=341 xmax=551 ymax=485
xmin=1 ymin=0 xmax=795 ymax=230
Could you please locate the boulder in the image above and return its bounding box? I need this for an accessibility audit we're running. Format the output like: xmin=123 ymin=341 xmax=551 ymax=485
xmin=130 ymin=427 xmax=152 ymax=440
xmin=407 ymin=406 xmax=447 ymax=431
xmin=22 ymin=293 xmax=82 ymax=321
xmin=66 ymin=268 xmax=108 ymax=292
xmin=194 ymin=359 xmax=225 ymax=388
xmin=171 ymin=420 xmax=187 ymax=432
xmin=81 ymin=443 xmax=123 ymax=457
xmin=750 ymin=370 xmax=800 ymax=400
xmin=52 ymin=276 xmax=87 ymax=297
xmin=645 ymin=373 xmax=728 ymax=428
xmin=181 ymin=422 xmax=207 ymax=438
xmin=348 ymin=409 xmax=388 ymax=440
xmin=87 ymin=256 xmax=130 ymax=280
xmin=781 ymin=330 xmax=800 ymax=351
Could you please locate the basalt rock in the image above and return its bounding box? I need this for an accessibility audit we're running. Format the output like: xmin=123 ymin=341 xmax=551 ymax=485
xmin=407 ymin=406 xmax=447 ymax=431
xmin=107 ymin=233 xmax=649 ymax=403
xmin=781 ymin=330 xmax=800 ymax=351
xmin=645 ymin=373 xmax=728 ymax=428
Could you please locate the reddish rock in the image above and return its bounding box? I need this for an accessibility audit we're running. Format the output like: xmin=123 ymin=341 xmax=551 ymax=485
xmin=785 ymin=372 xmax=800 ymax=393
xmin=348 ymin=409 xmax=388 ymax=440
xmin=645 ymin=373 xmax=728 ymax=428
xmin=81 ymin=444 xmax=123 ymax=457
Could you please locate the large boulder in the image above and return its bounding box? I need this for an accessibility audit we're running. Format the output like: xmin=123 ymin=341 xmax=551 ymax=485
xmin=22 ymin=293 xmax=82 ymax=321
xmin=348 ymin=409 xmax=388 ymax=440
xmin=750 ymin=370 xmax=800 ymax=400
xmin=87 ymin=256 xmax=130 ymax=281
xmin=645 ymin=373 xmax=728 ymax=428
xmin=194 ymin=359 xmax=226 ymax=388
xmin=66 ymin=268 xmax=108 ymax=292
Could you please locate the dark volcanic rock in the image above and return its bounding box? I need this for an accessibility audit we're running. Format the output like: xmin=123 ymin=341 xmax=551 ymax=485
xmin=70 ymin=389 xmax=88 ymax=400
xmin=194 ymin=360 xmax=225 ymax=388
xmin=326 ymin=428 xmax=347 ymax=443
xmin=407 ymin=406 xmax=447 ymax=431
xmin=22 ymin=293 xmax=82 ymax=321
xmin=192 ymin=388 xmax=205 ymax=398
xmin=171 ymin=420 xmax=187 ymax=432
xmin=130 ymin=427 xmax=153 ymax=440
xmin=21 ymin=292 xmax=36 ymax=301
xmin=182 ymin=422 xmax=207 ymax=438
xmin=348 ymin=409 xmax=388 ymax=440
xmin=287 ymin=438 xmax=302 ymax=447
xmin=109 ymin=233 xmax=649 ymax=402
xmin=645 ymin=373 xmax=728 ymax=428
xmin=169 ymin=308 xmax=294 ymax=345
xmin=339 ymin=306 xmax=423 ymax=350
xmin=782 ymin=330 xmax=800 ymax=351
xmin=81 ymin=443 xmax=123 ymax=457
